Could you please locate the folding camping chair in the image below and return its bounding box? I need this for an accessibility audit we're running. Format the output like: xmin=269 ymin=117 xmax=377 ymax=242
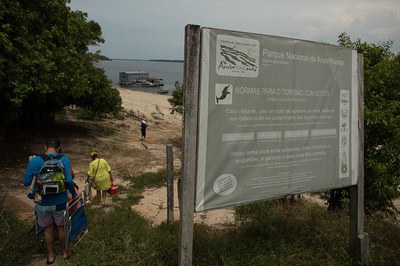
xmin=64 ymin=196 xmax=88 ymax=249
xmin=34 ymin=196 xmax=88 ymax=249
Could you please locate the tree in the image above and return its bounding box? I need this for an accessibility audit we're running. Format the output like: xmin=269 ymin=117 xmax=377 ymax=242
xmin=334 ymin=33 xmax=400 ymax=213
xmin=168 ymin=81 xmax=183 ymax=115
xmin=0 ymin=0 xmax=121 ymax=127
xmin=75 ymin=66 xmax=122 ymax=118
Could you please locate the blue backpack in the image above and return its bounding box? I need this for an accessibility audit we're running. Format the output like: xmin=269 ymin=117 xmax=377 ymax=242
xmin=37 ymin=154 xmax=66 ymax=195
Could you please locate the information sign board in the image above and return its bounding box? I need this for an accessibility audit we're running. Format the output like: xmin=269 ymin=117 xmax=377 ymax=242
xmin=196 ymin=28 xmax=359 ymax=211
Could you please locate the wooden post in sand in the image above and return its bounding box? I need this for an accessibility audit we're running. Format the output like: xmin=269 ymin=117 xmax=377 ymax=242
xmin=179 ymin=24 xmax=201 ymax=266
xmin=166 ymin=144 xmax=174 ymax=225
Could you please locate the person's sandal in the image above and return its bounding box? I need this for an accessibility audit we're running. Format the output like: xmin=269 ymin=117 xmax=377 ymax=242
xmin=46 ymin=255 xmax=56 ymax=265
xmin=63 ymin=250 xmax=71 ymax=260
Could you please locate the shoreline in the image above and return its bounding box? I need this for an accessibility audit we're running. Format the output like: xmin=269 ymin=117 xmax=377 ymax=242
xmin=114 ymin=84 xmax=173 ymax=96
xmin=115 ymin=86 xmax=179 ymax=124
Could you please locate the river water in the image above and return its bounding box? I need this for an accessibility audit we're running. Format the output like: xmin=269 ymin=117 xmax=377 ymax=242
xmin=94 ymin=59 xmax=184 ymax=95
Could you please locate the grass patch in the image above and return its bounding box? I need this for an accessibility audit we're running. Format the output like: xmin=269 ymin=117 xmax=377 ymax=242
xmin=69 ymin=208 xmax=175 ymax=265
xmin=1 ymin=174 xmax=400 ymax=265
xmin=127 ymin=170 xmax=167 ymax=190
xmin=151 ymin=104 xmax=165 ymax=120
xmin=123 ymin=108 xmax=147 ymax=121
xmin=63 ymin=171 xmax=178 ymax=265
xmin=0 ymin=194 xmax=37 ymax=266
xmin=68 ymin=181 xmax=400 ymax=265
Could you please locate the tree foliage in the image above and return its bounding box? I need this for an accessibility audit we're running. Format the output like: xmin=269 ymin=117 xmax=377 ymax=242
xmin=168 ymin=81 xmax=183 ymax=115
xmin=336 ymin=33 xmax=400 ymax=212
xmin=0 ymin=0 xmax=122 ymax=127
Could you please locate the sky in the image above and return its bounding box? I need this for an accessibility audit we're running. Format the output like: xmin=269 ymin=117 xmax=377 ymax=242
xmin=69 ymin=0 xmax=400 ymax=60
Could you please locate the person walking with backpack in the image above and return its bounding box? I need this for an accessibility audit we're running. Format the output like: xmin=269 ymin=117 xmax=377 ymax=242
xmin=23 ymin=138 xmax=77 ymax=264
xmin=140 ymin=119 xmax=148 ymax=140
xmin=87 ymin=152 xmax=112 ymax=206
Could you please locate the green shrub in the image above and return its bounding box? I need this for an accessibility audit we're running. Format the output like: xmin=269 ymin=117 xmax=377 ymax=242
xmin=0 ymin=199 xmax=37 ymax=265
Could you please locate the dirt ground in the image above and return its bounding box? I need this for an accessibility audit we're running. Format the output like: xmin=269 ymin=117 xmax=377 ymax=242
xmin=3 ymin=87 xmax=400 ymax=266
xmin=0 ymin=87 xmax=236 ymax=228
xmin=1 ymin=86 xmax=399 ymax=228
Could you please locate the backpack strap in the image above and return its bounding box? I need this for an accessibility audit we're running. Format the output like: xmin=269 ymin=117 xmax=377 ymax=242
xmin=54 ymin=154 xmax=64 ymax=160
xmin=39 ymin=154 xmax=50 ymax=162
xmin=39 ymin=153 xmax=63 ymax=161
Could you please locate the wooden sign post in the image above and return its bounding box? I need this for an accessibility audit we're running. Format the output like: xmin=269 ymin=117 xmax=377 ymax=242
xmin=178 ymin=24 xmax=368 ymax=265
xmin=349 ymin=54 xmax=369 ymax=265
xmin=166 ymin=144 xmax=174 ymax=226
xmin=178 ymin=24 xmax=201 ymax=266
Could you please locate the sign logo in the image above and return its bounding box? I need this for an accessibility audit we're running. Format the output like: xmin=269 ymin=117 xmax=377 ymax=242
xmin=215 ymin=84 xmax=232 ymax=105
xmin=213 ymin=174 xmax=237 ymax=196
xmin=216 ymin=35 xmax=259 ymax=77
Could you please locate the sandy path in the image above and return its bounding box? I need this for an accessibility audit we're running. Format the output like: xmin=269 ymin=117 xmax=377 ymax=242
xmin=118 ymin=87 xmax=236 ymax=226
xmin=2 ymin=86 xmax=236 ymax=228
xmin=7 ymin=87 xmax=397 ymax=229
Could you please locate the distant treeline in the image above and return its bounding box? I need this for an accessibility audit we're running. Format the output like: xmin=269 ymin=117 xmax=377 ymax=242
xmin=100 ymin=58 xmax=184 ymax=63
xmin=150 ymin=59 xmax=184 ymax=63
xmin=95 ymin=54 xmax=112 ymax=61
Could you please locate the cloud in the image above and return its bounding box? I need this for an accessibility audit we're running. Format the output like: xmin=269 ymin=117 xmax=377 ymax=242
xmin=70 ymin=0 xmax=400 ymax=58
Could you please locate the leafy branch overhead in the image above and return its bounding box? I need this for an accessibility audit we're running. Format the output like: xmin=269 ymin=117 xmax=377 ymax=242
xmin=334 ymin=33 xmax=400 ymax=213
xmin=0 ymin=0 xmax=122 ymax=126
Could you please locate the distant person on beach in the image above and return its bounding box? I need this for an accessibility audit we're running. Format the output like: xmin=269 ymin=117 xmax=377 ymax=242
xmin=140 ymin=119 xmax=148 ymax=140
xmin=87 ymin=152 xmax=112 ymax=206
xmin=23 ymin=138 xmax=77 ymax=264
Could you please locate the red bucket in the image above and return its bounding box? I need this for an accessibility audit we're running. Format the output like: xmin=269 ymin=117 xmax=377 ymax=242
xmin=107 ymin=180 xmax=119 ymax=195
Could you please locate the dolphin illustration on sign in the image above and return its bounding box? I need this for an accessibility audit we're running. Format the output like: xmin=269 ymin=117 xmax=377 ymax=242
xmin=216 ymin=84 xmax=231 ymax=104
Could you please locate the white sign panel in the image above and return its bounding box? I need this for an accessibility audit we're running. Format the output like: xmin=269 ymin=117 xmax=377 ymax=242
xmin=196 ymin=28 xmax=359 ymax=211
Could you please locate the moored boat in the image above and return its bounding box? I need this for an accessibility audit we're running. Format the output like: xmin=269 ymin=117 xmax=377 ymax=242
xmin=119 ymin=71 xmax=164 ymax=87
xmin=157 ymin=88 xmax=169 ymax=94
